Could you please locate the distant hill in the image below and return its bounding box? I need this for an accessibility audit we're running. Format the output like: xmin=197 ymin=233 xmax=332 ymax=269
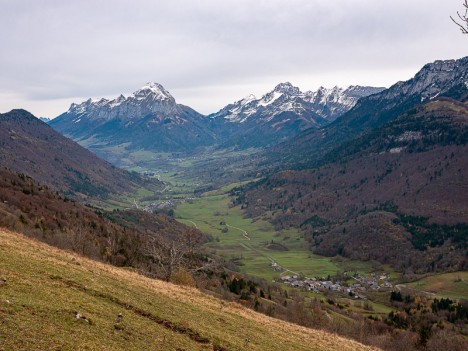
xmin=0 ymin=109 xmax=149 ymax=199
xmin=38 ymin=116 xmax=51 ymax=123
xmin=237 ymin=98 xmax=468 ymax=273
xmin=0 ymin=228 xmax=378 ymax=351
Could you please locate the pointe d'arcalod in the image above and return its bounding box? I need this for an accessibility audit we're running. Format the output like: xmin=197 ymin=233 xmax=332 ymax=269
xmin=49 ymin=83 xmax=218 ymax=154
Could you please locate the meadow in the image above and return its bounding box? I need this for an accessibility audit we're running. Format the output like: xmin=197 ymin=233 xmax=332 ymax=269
xmin=406 ymin=272 xmax=468 ymax=300
xmin=176 ymin=192 xmax=342 ymax=281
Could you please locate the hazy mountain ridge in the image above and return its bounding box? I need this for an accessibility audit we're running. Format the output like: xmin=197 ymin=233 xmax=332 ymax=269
xmin=49 ymin=81 xmax=384 ymax=152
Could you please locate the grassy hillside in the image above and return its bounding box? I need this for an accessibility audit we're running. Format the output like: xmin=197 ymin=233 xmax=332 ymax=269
xmin=0 ymin=229 xmax=378 ymax=351
xmin=406 ymin=272 xmax=468 ymax=300
xmin=0 ymin=168 xmax=202 ymax=276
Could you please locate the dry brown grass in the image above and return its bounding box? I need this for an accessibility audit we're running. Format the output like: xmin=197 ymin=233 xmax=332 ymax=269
xmin=0 ymin=228 xmax=380 ymax=351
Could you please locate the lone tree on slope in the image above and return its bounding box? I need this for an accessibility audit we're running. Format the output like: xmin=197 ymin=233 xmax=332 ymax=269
xmin=451 ymin=0 xmax=468 ymax=34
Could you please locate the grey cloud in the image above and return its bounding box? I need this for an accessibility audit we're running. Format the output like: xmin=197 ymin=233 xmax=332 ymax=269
xmin=0 ymin=0 xmax=466 ymax=117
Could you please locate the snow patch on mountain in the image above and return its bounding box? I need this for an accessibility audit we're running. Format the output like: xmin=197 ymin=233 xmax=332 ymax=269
xmin=66 ymin=82 xmax=180 ymax=122
xmin=358 ymin=57 xmax=468 ymax=111
xmin=258 ymin=91 xmax=283 ymax=107
xmin=211 ymin=82 xmax=384 ymax=124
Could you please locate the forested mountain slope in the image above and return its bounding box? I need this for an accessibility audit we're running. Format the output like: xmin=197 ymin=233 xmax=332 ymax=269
xmin=237 ymin=98 xmax=468 ymax=273
xmin=0 ymin=109 xmax=149 ymax=199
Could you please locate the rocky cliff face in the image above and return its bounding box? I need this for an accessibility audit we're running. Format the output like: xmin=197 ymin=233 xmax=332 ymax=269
xmin=66 ymin=82 xmax=181 ymax=122
xmin=304 ymin=85 xmax=384 ymax=122
xmin=269 ymin=56 xmax=468 ymax=168
xmin=206 ymin=82 xmax=384 ymax=148
xmin=49 ymin=83 xmax=217 ymax=154
xmin=211 ymin=82 xmax=384 ymax=125
xmin=359 ymin=58 xmax=468 ymax=110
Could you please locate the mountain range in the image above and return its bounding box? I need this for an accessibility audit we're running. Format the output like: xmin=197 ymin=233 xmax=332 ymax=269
xmin=48 ymin=81 xmax=384 ymax=153
xmin=48 ymin=57 xmax=467 ymax=161
xmin=210 ymin=83 xmax=383 ymax=124
xmin=6 ymin=57 xmax=467 ymax=206
xmin=208 ymin=82 xmax=384 ymax=148
xmin=274 ymin=57 xmax=468 ymax=169
xmin=2 ymin=56 xmax=468 ymax=351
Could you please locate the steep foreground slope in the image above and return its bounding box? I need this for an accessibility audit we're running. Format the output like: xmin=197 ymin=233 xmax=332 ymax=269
xmin=0 ymin=229 xmax=378 ymax=351
xmin=0 ymin=168 xmax=196 ymax=272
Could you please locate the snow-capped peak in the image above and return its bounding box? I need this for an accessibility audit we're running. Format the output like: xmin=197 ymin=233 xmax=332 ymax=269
xmin=273 ymin=82 xmax=301 ymax=95
xmin=132 ymin=82 xmax=174 ymax=102
xmin=242 ymin=94 xmax=257 ymax=103
xmin=211 ymin=83 xmax=385 ymax=124
xmin=65 ymin=82 xmax=180 ymax=120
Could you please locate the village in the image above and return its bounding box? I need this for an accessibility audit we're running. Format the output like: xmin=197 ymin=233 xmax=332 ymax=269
xmin=275 ymin=264 xmax=393 ymax=299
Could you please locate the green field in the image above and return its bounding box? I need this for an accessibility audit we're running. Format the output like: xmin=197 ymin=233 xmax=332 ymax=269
xmin=407 ymin=272 xmax=468 ymax=299
xmin=91 ymin=142 xmax=400 ymax=297
xmin=175 ymin=192 xmax=340 ymax=281
xmin=174 ymin=185 xmax=397 ymax=284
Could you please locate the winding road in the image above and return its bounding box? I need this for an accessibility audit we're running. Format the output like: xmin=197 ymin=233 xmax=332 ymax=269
xmin=225 ymin=224 xmax=250 ymax=240
xmin=187 ymin=220 xmax=198 ymax=229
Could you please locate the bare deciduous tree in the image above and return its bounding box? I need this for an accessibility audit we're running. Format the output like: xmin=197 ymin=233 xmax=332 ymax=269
xmin=185 ymin=227 xmax=203 ymax=257
xmin=451 ymin=1 xmax=468 ymax=34
xmin=145 ymin=234 xmax=187 ymax=281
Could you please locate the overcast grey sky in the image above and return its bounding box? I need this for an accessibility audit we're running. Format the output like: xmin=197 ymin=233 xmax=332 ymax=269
xmin=0 ymin=0 xmax=466 ymax=117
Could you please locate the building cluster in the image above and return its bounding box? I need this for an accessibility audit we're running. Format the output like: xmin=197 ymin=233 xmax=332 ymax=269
xmin=143 ymin=199 xmax=175 ymax=212
xmin=278 ymin=271 xmax=393 ymax=298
